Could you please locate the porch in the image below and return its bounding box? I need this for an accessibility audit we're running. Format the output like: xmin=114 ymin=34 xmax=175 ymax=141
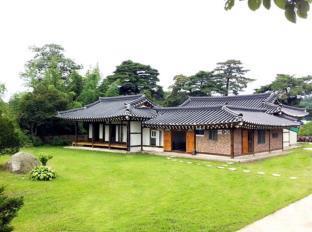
xmin=72 ymin=140 xmax=127 ymax=149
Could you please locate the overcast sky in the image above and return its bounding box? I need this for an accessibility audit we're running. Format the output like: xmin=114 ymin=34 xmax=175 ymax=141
xmin=0 ymin=0 xmax=311 ymax=100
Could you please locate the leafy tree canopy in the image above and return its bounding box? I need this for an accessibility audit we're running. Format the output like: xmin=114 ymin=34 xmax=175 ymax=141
xmin=225 ymin=0 xmax=311 ymax=23
xmin=255 ymin=74 xmax=312 ymax=105
xmin=21 ymin=44 xmax=82 ymax=89
xmin=102 ymin=60 xmax=164 ymax=100
xmin=213 ymin=60 xmax=254 ymax=96
xmin=77 ymin=67 xmax=101 ymax=105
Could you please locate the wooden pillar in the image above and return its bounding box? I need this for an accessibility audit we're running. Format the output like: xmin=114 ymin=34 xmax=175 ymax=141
xmin=91 ymin=123 xmax=94 ymax=147
xmin=231 ymin=129 xmax=234 ymax=159
xmin=268 ymin=129 xmax=271 ymax=152
xmin=120 ymin=121 xmax=123 ymax=143
xmin=108 ymin=121 xmax=111 ymax=149
xmin=127 ymin=120 xmax=130 ymax=151
xmin=140 ymin=122 xmax=143 ymax=151
xmin=74 ymin=121 xmax=78 ymax=146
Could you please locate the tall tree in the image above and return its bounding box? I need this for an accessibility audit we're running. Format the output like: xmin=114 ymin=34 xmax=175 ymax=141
xmin=225 ymin=0 xmax=311 ymax=23
xmin=102 ymin=60 xmax=164 ymax=100
xmin=22 ymin=44 xmax=82 ymax=90
xmin=213 ymin=59 xmax=254 ymax=96
xmin=189 ymin=71 xmax=221 ymax=96
xmin=16 ymin=44 xmax=83 ymax=138
xmin=255 ymin=74 xmax=312 ymax=105
xmin=77 ymin=67 xmax=101 ymax=105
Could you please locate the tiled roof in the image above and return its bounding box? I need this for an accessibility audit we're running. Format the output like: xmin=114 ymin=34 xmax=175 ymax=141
xmin=280 ymin=104 xmax=308 ymax=118
xmin=144 ymin=105 xmax=299 ymax=129
xmin=180 ymin=92 xmax=308 ymax=118
xmin=57 ymin=95 xmax=156 ymax=121
xmin=180 ymin=92 xmax=276 ymax=108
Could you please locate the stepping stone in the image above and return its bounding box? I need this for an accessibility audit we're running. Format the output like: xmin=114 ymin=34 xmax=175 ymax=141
xmin=187 ymin=161 xmax=192 ymax=164
xmin=179 ymin=160 xmax=184 ymax=163
xmin=217 ymin=166 xmax=225 ymax=169
xmin=197 ymin=163 xmax=201 ymax=166
xmin=290 ymin=176 xmax=298 ymax=180
xmin=227 ymin=162 xmax=234 ymax=165
xmin=257 ymin=171 xmax=265 ymax=175
xmin=228 ymin=168 xmax=236 ymax=171
xmin=272 ymin=173 xmax=281 ymax=177
xmin=167 ymin=157 xmax=171 ymax=159
xmin=243 ymin=170 xmax=250 ymax=173
xmin=206 ymin=164 xmax=213 ymax=167
xmin=222 ymin=164 xmax=228 ymax=167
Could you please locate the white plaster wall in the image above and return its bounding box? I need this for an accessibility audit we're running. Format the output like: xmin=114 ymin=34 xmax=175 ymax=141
xmin=99 ymin=124 xmax=103 ymax=139
xmin=131 ymin=134 xmax=141 ymax=146
xmin=88 ymin=124 xmax=93 ymax=139
xmin=289 ymin=130 xmax=298 ymax=145
xmin=143 ymin=128 xmax=150 ymax=145
xmin=130 ymin=121 xmax=141 ymax=133
xmin=104 ymin=125 xmax=109 ymax=141
xmin=122 ymin=125 xmax=127 ymax=143
xmin=283 ymin=129 xmax=290 ymax=147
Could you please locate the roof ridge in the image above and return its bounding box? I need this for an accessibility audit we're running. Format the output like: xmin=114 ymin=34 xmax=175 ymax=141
xmin=188 ymin=92 xmax=272 ymax=100
xmin=99 ymin=94 xmax=142 ymax=101
xmin=281 ymin=104 xmax=306 ymax=111
xmin=227 ymin=105 xmax=267 ymax=112
xmin=154 ymin=105 xmax=224 ymax=111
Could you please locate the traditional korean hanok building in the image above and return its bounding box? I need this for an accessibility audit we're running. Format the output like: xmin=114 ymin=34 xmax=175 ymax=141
xmin=57 ymin=92 xmax=308 ymax=158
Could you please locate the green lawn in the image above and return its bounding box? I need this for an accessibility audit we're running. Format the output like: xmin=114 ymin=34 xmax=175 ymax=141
xmin=0 ymin=144 xmax=311 ymax=232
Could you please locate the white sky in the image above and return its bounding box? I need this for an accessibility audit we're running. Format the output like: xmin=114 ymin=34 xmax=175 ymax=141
xmin=0 ymin=0 xmax=312 ymax=101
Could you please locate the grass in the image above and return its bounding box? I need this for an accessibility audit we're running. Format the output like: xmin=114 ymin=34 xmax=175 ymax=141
xmin=0 ymin=144 xmax=311 ymax=232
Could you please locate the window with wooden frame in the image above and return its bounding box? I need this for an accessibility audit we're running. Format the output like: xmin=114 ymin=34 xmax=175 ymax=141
xmin=272 ymin=132 xmax=279 ymax=138
xmin=150 ymin=130 xmax=157 ymax=146
xmin=195 ymin=129 xmax=204 ymax=136
xmin=258 ymin=130 xmax=266 ymax=144
xmin=208 ymin=130 xmax=218 ymax=141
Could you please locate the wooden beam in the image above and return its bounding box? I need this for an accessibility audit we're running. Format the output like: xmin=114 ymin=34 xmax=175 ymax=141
xmin=231 ymin=129 xmax=234 ymax=159
xmin=140 ymin=122 xmax=143 ymax=151
xmin=127 ymin=121 xmax=131 ymax=151
xmin=75 ymin=121 xmax=78 ymax=145
xmin=108 ymin=121 xmax=111 ymax=149
xmin=268 ymin=129 xmax=271 ymax=152
xmin=91 ymin=123 xmax=94 ymax=148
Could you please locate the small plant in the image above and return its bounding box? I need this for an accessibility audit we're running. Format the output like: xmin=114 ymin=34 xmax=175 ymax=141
xmin=39 ymin=155 xmax=53 ymax=166
xmin=30 ymin=166 xmax=56 ymax=181
xmin=0 ymin=186 xmax=24 ymax=232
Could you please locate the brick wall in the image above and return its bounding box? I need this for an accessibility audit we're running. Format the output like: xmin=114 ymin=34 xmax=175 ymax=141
xmin=270 ymin=129 xmax=283 ymax=151
xmin=254 ymin=130 xmax=270 ymax=153
xmin=233 ymin=128 xmax=242 ymax=156
xmin=196 ymin=130 xmax=231 ymax=155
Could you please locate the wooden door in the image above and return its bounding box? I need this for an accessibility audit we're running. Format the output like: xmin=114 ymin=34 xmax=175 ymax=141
xmin=186 ymin=130 xmax=195 ymax=154
xmin=242 ymin=129 xmax=249 ymax=154
xmin=164 ymin=130 xmax=172 ymax=152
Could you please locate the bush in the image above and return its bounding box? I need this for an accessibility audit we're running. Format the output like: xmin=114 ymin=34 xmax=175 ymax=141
xmin=0 ymin=115 xmax=20 ymax=155
xmin=30 ymin=166 xmax=56 ymax=181
xmin=39 ymin=155 xmax=53 ymax=166
xmin=32 ymin=136 xmax=43 ymax=147
xmin=0 ymin=147 xmax=20 ymax=155
xmin=299 ymin=121 xmax=312 ymax=136
xmin=48 ymin=137 xmax=69 ymax=146
xmin=0 ymin=186 xmax=24 ymax=232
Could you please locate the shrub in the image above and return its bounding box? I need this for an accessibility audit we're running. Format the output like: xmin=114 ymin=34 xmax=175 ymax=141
xmin=39 ymin=155 xmax=53 ymax=166
xmin=0 ymin=186 xmax=24 ymax=232
xmin=30 ymin=166 xmax=56 ymax=181
xmin=0 ymin=115 xmax=20 ymax=155
xmin=0 ymin=147 xmax=20 ymax=155
xmin=32 ymin=136 xmax=43 ymax=147
xmin=299 ymin=121 xmax=312 ymax=136
xmin=48 ymin=137 xmax=69 ymax=146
